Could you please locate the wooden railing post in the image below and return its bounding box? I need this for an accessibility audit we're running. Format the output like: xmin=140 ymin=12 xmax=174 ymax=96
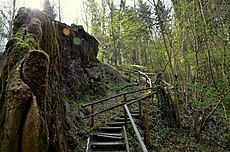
xmin=138 ymin=100 xmax=142 ymax=121
xmin=82 ymin=88 xmax=156 ymax=130
xmin=143 ymin=103 xmax=151 ymax=148
xmin=90 ymin=104 xmax=95 ymax=128
xmin=151 ymin=87 xmax=154 ymax=103
xmin=138 ymin=72 xmax=141 ymax=83
xmin=123 ymin=94 xmax=127 ymax=129
xmin=128 ymin=69 xmax=130 ymax=81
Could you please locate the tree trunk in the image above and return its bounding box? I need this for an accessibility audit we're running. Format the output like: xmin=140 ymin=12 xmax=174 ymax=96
xmin=143 ymin=103 xmax=151 ymax=148
xmin=156 ymin=74 xmax=177 ymax=127
xmin=58 ymin=0 xmax=61 ymax=22
xmin=9 ymin=0 xmax=16 ymax=39
xmin=153 ymin=1 xmax=182 ymax=128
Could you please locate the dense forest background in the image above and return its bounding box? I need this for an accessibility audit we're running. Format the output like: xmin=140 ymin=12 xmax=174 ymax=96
xmin=0 ymin=0 xmax=229 ymax=150
xmin=85 ymin=0 xmax=229 ymax=147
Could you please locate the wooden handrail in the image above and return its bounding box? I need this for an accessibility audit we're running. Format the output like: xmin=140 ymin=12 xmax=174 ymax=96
xmin=124 ymin=105 xmax=148 ymax=152
xmin=82 ymin=102 xmax=124 ymax=119
xmin=82 ymin=70 xmax=155 ymax=130
xmin=82 ymin=94 xmax=124 ymax=108
xmin=137 ymin=70 xmax=152 ymax=88
xmin=116 ymin=67 xmax=153 ymax=87
xmin=82 ymin=87 xmax=154 ymax=108
xmin=82 ymin=92 xmax=155 ymax=119
xmin=126 ymin=92 xmax=156 ymax=106
xmin=144 ymin=73 xmax=155 ymax=75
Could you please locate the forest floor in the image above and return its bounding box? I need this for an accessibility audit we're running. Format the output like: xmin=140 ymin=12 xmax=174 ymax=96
xmin=149 ymin=110 xmax=229 ymax=151
xmin=125 ymin=109 xmax=229 ymax=152
xmin=116 ymin=67 xmax=229 ymax=152
xmin=126 ymin=100 xmax=229 ymax=152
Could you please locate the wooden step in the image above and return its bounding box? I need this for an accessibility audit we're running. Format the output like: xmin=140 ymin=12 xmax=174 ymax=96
xmin=90 ymin=141 xmax=125 ymax=151
xmin=97 ymin=134 xmax=123 ymax=140
xmin=99 ymin=127 xmax=123 ymax=133
xmin=115 ymin=118 xmax=129 ymax=122
xmin=89 ymin=149 xmax=127 ymax=152
xmin=131 ymin=113 xmax=140 ymax=118
xmin=108 ymin=122 xmax=125 ymax=127
xmin=131 ymin=111 xmax=139 ymax=114
xmin=99 ymin=133 xmax=123 ymax=137
xmin=116 ymin=117 xmax=138 ymax=122
xmin=117 ymin=113 xmax=140 ymax=120
xmin=91 ymin=134 xmax=123 ymax=142
xmin=91 ymin=141 xmax=124 ymax=146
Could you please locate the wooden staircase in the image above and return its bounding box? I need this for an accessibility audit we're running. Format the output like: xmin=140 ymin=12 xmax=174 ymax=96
xmin=82 ymin=70 xmax=155 ymax=152
xmin=86 ymin=113 xmax=140 ymax=152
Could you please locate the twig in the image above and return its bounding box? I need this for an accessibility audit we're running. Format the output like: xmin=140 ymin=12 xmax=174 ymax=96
xmin=200 ymin=99 xmax=222 ymax=130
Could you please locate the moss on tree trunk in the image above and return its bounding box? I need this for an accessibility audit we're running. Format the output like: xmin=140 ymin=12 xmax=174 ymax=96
xmin=156 ymin=74 xmax=177 ymax=128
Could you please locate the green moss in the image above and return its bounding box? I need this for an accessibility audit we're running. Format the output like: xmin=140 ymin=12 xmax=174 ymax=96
xmin=0 ymin=63 xmax=33 ymax=151
xmin=0 ymin=37 xmax=32 ymax=136
xmin=0 ymin=103 xmax=6 ymax=141
xmin=27 ymin=18 xmax=42 ymax=48
xmin=38 ymin=114 xmax=49 ymax=152
xmin=6 ymin=38 xmax=31 ymax=66
xmin=5 ymin=107 xmax=28 ymax=151
xmin=23 ymin=50 xmax=49 ymax=111
xmin=0 ymin=8 xmax=53 ymax=152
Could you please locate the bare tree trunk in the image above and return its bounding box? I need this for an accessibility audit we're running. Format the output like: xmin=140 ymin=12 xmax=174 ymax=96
xmin=107 ymin=1 xmax=117 ymax=66
xmin=198 ymin=0 xmax=219 ymax=92
xmin=153 ymin=1 xmax=182 ymax=128
xmin=58 ymin=0 xmax=61 ymax=22
xmin=9 ymin=0 xmax=16 ymax=39
xmin=82 ymin=1 xmax=89 ymax=32
xmin=156 ymin=74 xmax=177 ymax=127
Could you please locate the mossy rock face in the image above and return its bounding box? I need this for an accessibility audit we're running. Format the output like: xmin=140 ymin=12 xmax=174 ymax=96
xmin=0 ymin=7 xmax=57 ymax=152
xmin=23 ymin=50 xmax=49 ymax=110
xmin=1 ymin=64 xmax=32 ymax=152
xmin=0 ymin=7 xmax=127 ymax=152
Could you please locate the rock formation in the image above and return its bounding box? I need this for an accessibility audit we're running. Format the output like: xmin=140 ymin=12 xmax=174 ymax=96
xmin=0 ymin=7 xmax=60 ymax=152
xmin=0 ymin=7 xmax=125 ymax=152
